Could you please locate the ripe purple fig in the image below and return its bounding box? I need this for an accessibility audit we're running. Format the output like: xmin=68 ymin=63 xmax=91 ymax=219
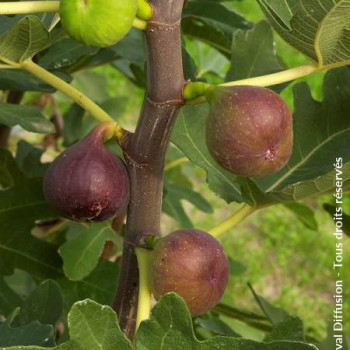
xmin=43 ymin=123 xmax=130 ymax=222
xmin=206 ymin=86 xmax=293 ymax=178
xmin=150 ymin=229 xmax=229 ymax=316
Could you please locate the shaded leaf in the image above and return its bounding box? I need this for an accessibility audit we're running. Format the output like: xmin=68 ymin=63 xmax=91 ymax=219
xmin=15 ymin=141 xmax=48 ymax=178
xmin=59 ymin=223 xmax=116 ymax=281
xmin=15 ymin=280 xmax=62 ymax=327
xmin=0 ymin=309 xmax=55 ymax=347
xmin=226 ymin=20 xmax=286 ymax=92
xmin=0 ymin=69 xmax=72 ymax=92
xmin=0 ymin=102 xmax=54 ymax=134
xmin=195 ymin=316 xmax=241 ymax=337
xmin=324 ymin=203 xmax=350 ymax=237
xmin=0 ymin=149 xmax=24 ymax=190
xmin=265 ymin=317 xmax=304 ymax=342
xmin=283 ymin=202 xmax=318 ymax=231
xmin=0 ymin=177 xmax=62 ymax=278
xmin=163 ymin=181 xmax=213 ymax=228
xmin=0 ymin=277 xmax=23 ymax=317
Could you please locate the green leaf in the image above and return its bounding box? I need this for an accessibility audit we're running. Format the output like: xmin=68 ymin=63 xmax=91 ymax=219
xmin=226 ymin=20 xmax=285 ymax=90
xmin=0 ymin=276 xmax=23 ymax=317
xmin=0 ymin=300 xmax=132 ymax=350
xmin=0 ymin=102 xmax=54 ymax=134
xmin=15 ymin=141 xmax=48 ymax=178
xmin=257 ymin=0 xmax=350 ymax=66
xmin=0 ymin=177 xmax=62 ymax=278
xmin=0 ymin=17 xmax=50 ymax=64
xmin=59 ymin=223 xmax=116 ymax=281
xmin=57 ymin=261 xmax=119 ymax=316
xmin=283 ymin=203 xmax=318 ymax=231
xmin=0 ymin=149 xmax=24 ymax=190
xmin=0 ymin=69 xmax=72 ymax=92
xmin=171 ymin=104 xmax=243 ymax=203
xmin=182 ymin=1 xmax=251 ymax=57
xmin=195 ymin=316 xmax=241 ymax=337
xmin=323 ymin=203 xmax=350 ymax=237
xmin=0 ymin=309 xmax=55 ymax=347
xmin=265 ymin=317 xmax=304 ymax=342
xmin=15 ymin=280 xmax=63 ymax=327
xmin=39 ymin=38 xmax=99 ymax=70
xmin=135 ymin=293 xmax=318 ymax=349
xmin=249 ymin=284 xmax=290 ymax=324
xmin=163 ymin=180 xmax=213 ymax=227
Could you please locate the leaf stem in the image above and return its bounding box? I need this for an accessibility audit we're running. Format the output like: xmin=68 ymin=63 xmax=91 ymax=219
xmin=20 ymin=60 xmax=123 ymax=131
xmin=164 ymin=157 xmax=189 ymax=171
xmin=133 ymin=18 xmax=148 ymax=31
xmin=185 ymin=64 xmax=320 ymax=105
xmin=0 ymin=1 xmax=59 ymax=14
xmin=135 ymin=248 xmax=153 ymax=330
xmin=209 ymin=204 xmax=256 ymax=238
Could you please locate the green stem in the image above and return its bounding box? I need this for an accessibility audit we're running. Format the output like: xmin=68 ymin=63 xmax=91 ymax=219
xmin=133 ymin=18 xmax=148 ymax=31
xmin=220 ymin=64 xmax=319 ymax=88
xmin=20 ymin=60 xmax=120 ymax=128
xmin=209 ymin=204 xmax=256 ymax=238
xmin=164 ymin=157 xmax=189 ymax=171
xmin=0 ymin=1 xmax=59 ymax=14
xmin=135 ymin=248 xmax=153 ymax=330
xmin=185 ymin=64 xmax=320 ymax=105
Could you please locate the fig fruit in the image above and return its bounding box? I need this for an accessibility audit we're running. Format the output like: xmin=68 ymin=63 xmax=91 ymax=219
xmin=43 ymin=124 xmax=130 ymax=222
xmin=150 ymin=229 xmax=229 ymax=316
xmin=206 ymin=86 xmax=293 ymax=178
xmin=59 ymin=0 xmax=137 ymax=47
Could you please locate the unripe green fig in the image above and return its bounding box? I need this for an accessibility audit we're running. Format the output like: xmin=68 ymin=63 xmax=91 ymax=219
xmin=59 ymin=0 xmax=137 ymax=47
xmin=206 ymin=86 xmax=293 ymax=178
xmin=43 ymin=124 xmax=130 ymax=222
xmin=150 ymin=229 xmax=229 ymax=316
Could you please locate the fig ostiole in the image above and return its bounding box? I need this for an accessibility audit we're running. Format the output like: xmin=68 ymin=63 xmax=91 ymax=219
xmin=43 ymin=123 xmax=130 ymax=222
xmin=205 ymin=86 xmax=293 ymax=178
xmin=150 ymin=229 xmax=229 ymax=317
xmin=59 ymin=0 xmax=138 ymax=48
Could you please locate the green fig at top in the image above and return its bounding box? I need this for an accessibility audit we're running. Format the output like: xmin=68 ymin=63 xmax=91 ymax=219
xmin=59 ymin=0 xmax=138 ymax=48
xmin=205 ymin=86 xmax=293 ymax=178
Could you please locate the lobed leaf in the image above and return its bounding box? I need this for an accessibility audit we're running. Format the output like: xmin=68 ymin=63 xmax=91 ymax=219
xmin=257 ymin=0 xmax=350 ymax=67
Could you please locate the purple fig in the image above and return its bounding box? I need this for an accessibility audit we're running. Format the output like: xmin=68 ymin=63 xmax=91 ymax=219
xmin=43 ymin=124 xmax=130 ymax=222
xmin=150 ymin=229 xmax=229 ymax=316
xmin=206 ymin=86 xmax=293 ymax=178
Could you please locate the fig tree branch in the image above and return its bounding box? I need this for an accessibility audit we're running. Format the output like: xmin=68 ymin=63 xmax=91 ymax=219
xmin=113 ymin=0 xmax=185 ymax=339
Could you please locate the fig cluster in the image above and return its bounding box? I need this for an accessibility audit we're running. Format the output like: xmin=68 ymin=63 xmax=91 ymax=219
xmin=59 ymin=0 xmax=137 ymax=47
xmin=150 ymin=229 xmax=229 ymax=316
xmin=43 ymin=125 xmax=130 ymax=222
xmin=206 ymin=86 xmax=293 ymax=178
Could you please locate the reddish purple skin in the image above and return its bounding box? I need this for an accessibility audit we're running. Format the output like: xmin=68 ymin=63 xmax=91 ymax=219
xmin=206 ymin=86 xmax=293 ymax=178
xmin=43 ymin=128 xmax=130 ymax=222
xmin=150 ymin=229 xmax=229 ymax=316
